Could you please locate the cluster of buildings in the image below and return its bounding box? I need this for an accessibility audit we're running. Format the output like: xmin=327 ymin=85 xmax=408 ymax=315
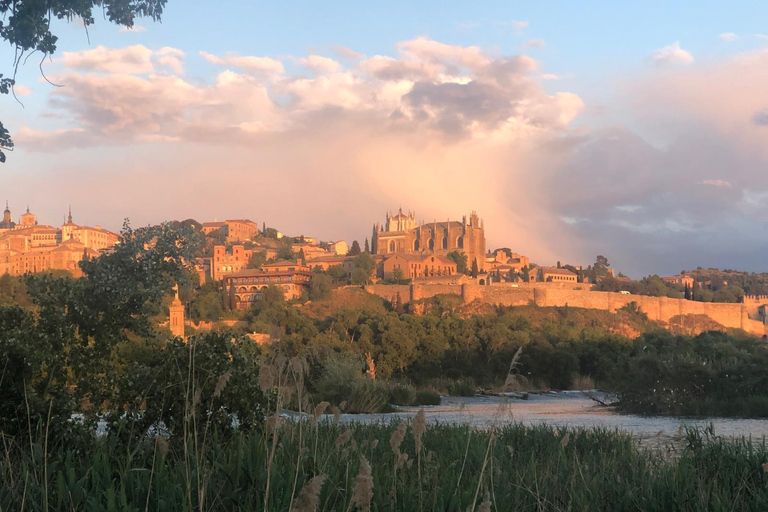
xmin=0 ymin=204 xmax=119 ymax=277
xmin=220 ymin=209 xmax=489 ymax=309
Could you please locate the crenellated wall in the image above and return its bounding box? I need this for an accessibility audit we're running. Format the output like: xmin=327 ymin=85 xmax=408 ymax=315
xmin=364 ymin=283 xmax=768 ymax=336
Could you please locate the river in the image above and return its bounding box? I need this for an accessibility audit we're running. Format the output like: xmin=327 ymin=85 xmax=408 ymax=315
xmin=337 ymin=391 xmax=768 ymax=449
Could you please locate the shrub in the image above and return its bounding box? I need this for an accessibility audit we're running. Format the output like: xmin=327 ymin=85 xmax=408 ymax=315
xmin=447 ymin=378 xmax=476 ymax=397
xmin=414 ymin=389 xmax=441 ymax=406
xmin=346 ymin=379 xmax=389 ymax=414
xmin=388 ymin=383 xmax=416 ymax=406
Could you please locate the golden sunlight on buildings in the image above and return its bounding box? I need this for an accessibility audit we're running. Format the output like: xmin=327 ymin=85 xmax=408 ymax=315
xmin=0 ymin=204 xmax=119 ymax=277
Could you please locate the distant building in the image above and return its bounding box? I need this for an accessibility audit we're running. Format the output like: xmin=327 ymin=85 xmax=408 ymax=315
xmin=382 ymin=253 xmax=457 ymax=280
xmin=210 ymin=245 xmax=253 ymax=281
xmin=224 ymin=262 xmax=312 ymax=309
xmin=0 ymin=205 xmax=118 ymax=277
xmin=201 ymin=219 xmax=259 ymax=242
xmin=486 ymin=250 xmax=530 ymax=273
xmin=327 ymin=240 xmax=349 ymax=256
xmin=539 ymin=267 xmax=577 ymax=283
xmin=662 ymin=274 xmax=695 ymax=287
xmin=371 ymin=209 xmax=486 ymax=271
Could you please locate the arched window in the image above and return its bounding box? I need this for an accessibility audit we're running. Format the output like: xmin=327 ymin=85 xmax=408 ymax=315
xmin=441 ymin=237 xmax=448 ymax=249
xmin=389 ymin=241 xmax=396 ymax=253
xmin=414 ymin=239 xmax=420 ymax=251
xmin=456 ymin=236 xmax=464 ymax=249
xmin=428 ymin=238 xmax=434 ymax=250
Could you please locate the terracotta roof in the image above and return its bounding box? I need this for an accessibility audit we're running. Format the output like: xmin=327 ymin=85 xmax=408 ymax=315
xmin=541 ymin=266 xmax=577 ymax=276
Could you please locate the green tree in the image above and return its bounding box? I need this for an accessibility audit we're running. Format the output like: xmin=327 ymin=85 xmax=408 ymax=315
xmin=446 ymin=250 xmax=468 ymax=274
xmin=1 ymin=0 xmax=168 ymax=163
xmin=364 ymin=238 xmax=370 ymax=253
xmin=471 ymin=259 xmax=479 ymax=278
xmin=327 ymin=265 xmax=348 ymax=283
xmin=391 ymin=267 xmax=407 ymax=284
xmin=246 ymin=251 xmax=268 ymax=269
xmin=0 ymin=221 xmax=202 ymax=441
xmin=352 ymin=252 xmax=376 ymax=285
xmin=309 ymin=274 xmax=333 ymax=301
xmin=348 ymin=240 xmax=362 ymax=256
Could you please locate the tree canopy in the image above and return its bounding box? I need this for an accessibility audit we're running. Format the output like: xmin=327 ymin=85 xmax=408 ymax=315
xmin=1 ymin=0 xmax=168 ymax=162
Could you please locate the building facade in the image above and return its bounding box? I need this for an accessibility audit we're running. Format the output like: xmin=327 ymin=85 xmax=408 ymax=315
xmin=0 ymin=205 xmax=117 ymax=277
xmin=371 ymin=209 xmax=486 ymax=272
xmin=224 ymin=261 xmax=312 ymax=309
xmin=381 ymin=253 xmax=457 ymax=280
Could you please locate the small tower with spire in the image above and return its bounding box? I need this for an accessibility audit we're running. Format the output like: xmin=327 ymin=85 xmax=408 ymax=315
xmin=169 ymin=283 xmax=186 ymax=338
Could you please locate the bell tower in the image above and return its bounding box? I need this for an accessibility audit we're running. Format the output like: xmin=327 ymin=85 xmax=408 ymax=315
xmin=169 ymin=284 xmax=186 ymax=338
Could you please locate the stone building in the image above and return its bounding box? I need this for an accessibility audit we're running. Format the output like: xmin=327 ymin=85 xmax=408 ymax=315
xmin=0 ymin=205 xmax=117 ymax=277
xmin=539 ymin=267 xmax=578 ymax=283
xmin=210 ymin=245 xmax=253 ymax=281
xmin=381 ymin=253 xmax=457 ymax=280
xmin=224 ymin=261 xmax=312 ymax=309
xmin=371 ymin=209 xmax=486 ymax=271
xmin=201 ymin=219 xmax=259 ymax=242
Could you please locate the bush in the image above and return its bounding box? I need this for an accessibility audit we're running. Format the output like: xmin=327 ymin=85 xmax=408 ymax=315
xmin=346 ymin=379 xmax=389 ymax=414
xmin=388 ymin=383 xmax=416 ymax=406
xmin=447 ymin=378 xmax=476 ymax=397
xmin=414 ymin=389 xmax=441 ymax=406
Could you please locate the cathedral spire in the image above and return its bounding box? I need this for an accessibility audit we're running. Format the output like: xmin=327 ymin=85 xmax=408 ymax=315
xmin=67 ymin=205 xmax=73 ymax=224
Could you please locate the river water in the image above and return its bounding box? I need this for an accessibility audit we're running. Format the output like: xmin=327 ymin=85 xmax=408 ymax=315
xmin=338 ymin=391 xmax=768 ymax=449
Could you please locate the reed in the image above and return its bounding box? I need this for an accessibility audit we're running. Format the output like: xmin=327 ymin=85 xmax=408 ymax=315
xmin=2 ymin=421 xmax=768 ymax=511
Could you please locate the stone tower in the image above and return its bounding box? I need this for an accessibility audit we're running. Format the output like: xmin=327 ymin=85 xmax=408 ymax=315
xmin=169 ymin=284 xmax=185 ymax=338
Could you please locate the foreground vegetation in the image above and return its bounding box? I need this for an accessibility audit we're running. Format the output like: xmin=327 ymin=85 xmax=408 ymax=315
xmin=2 ymin=420 xmax=768 ymax=511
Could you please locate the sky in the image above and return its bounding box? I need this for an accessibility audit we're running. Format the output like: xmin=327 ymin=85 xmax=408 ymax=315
xmin=3 ymin=1 xmax=768 ymax=277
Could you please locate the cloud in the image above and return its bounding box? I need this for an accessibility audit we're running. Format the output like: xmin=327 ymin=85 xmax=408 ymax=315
xmin=719 ymin=32 xmax=738 ymax=42
xmin=524 ymin=39 xmax=546 ymax=48
xmin=120 ymin=24 xmax=147 ymax=33
xmin=22 ymin=39 xmax=768 ymax=277
xmin=510 ymin=20 xmax=529 ymax=32
xmin=334 ymin=46 xmax=364 ymax=60
xmin=648 ymin=42 xmax=694 ymax=66
xmin=14 ymin=85 xmax=32 ymax=96
xmin=701 ymin=179 xmax=733 ymax=187
xmin=59 ymin=45 xmax=184 ymax=74
xmin=199 ymin=51 xmax=284 ymax=77
xmin=753 ymin=110 xmax=768 ymax=126
xmin=299 ymin=55 xmax=342 ymax=74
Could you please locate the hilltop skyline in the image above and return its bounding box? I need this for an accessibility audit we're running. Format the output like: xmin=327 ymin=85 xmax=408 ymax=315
xmin=4 ymin=1 xmax=768 ymax=277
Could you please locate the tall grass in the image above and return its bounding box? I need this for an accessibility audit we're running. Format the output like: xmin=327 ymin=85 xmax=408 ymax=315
xmin=2 ymin=421 xmax=768 ymax=511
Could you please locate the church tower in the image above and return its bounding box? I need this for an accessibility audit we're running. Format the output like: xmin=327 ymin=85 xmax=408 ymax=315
xmin=169 ymin=284 xmax=186 ymax=338
xmin=0 ymin=201 xmax=14 ymax=230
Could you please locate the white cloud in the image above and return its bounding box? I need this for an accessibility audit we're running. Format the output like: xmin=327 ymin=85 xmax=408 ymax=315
xmin=14 ymin=84 xmax=32 ymax=96
xmin=299 ymin=55 xmax=342 ymax=74
xmin=511 ymin=20 xmax=529 ymax=31
xmin=200 ymin=51 xmax=284 ymax=77
xmin=524 ymin=39 xmax=546 ymax=48
xmin=719 ymin=32 xmax=738 ymax=42
xmin=648 ymin=42 xmax=694 ymax=66
xmin=59 ymin=45 xmax=183 ymax=75
xmin=119 ymin=25 xmax=147 ymax=33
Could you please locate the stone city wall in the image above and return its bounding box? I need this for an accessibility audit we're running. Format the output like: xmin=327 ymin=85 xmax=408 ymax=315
xmin=364 ymin=283 xmax=767 ymax=336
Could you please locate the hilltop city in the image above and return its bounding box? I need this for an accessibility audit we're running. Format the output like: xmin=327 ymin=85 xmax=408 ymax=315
xmin=3 ymin=203 xmax=768 ymax=339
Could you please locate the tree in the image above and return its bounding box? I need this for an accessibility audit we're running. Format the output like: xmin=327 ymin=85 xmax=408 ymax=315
xmin=246 ymin=251 xmax=268 ymax=269
xmin=446 ymin=250 xmax=468 ymax=274
xmin=364 ymin=238 xmax=370 ymax=253
xmin=327 ymin=265 xmax=348 ymax=283
xmin=391 ymin=268 xmax=407 ymax=284
xmin=309 ymin=274 xmax=333 ymax=301
xmin=1 ymin=1 xmax=168 ymax=163
xmin=471 ymin=259 xmax=479 ymax=278
xmin=348 ymin=240 xmax=362 ymax=256
xmin=592 ymin=255 xmax=610 ymax=281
